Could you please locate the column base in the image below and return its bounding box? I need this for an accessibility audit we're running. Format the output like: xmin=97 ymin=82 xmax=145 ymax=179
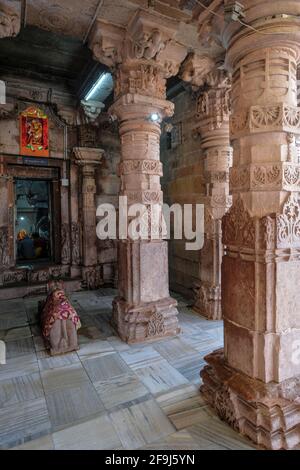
xmin=112 ymin=296 xmax=180 ymax=344
xmin=200 ymin=349 xmax=300 ymax=450
xmin=193 ymin=282 xmax=222 ymax=320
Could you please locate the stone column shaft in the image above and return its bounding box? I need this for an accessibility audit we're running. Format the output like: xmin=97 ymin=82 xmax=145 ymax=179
xmin=193 ymin=69 xmax=232 ymax=320
xmin=74 ymin=147 xmax=103 ymax=289
xmin=89 ymin=10 xmax=187 ymax=343
xmin=200 ymin=0 xmax=300 ymax=449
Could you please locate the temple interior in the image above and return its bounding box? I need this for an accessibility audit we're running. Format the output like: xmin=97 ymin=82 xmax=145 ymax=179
xmin=1 ymin=0 xmax=300 ymax=451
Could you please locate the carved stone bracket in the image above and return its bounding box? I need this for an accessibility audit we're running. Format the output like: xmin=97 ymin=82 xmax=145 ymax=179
xmin=179 ymin=52 xmax=215 ymax=89
xmin=89 ymin=10 xmax=187 ymax=94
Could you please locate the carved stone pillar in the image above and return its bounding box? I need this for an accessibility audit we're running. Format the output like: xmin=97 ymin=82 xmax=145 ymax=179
xmin=74 ymin=147 xmax=104 ymax=289
xmin=89 ymin=11 xmax=187 ymax=343
xmin=199 ymin=0 xmax=300 ymax=449
xmin=193 ymin=69 xmax=232 ymax=320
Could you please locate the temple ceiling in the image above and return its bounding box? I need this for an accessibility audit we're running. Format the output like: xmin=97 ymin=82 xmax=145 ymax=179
xmin=0 ymin=0 xmax=224 ymax=100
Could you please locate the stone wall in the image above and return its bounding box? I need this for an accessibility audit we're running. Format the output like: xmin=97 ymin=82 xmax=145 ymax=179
xmin=0 ymin=73 xmax=120 ymax=292
xmin=161 ymin=88 xmax=205 ymax=300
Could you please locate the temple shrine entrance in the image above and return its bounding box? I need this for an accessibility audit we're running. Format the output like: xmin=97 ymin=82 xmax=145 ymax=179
xmin=15 ymin=178 xmax=53 ymax=265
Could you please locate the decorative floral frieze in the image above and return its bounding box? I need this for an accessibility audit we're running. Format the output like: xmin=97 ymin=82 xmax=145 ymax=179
xmin=230 ymin=104 xmax=300 ymax=137
xmin=124 ymin=190 xmax=163 ymax=205
xmin=147 ymin=310 xmax=165 ymax=337
xmin=230 ymin=163 xmax=300 ymax=192
xmin=119 ymin=160 xmax=163 ymax=176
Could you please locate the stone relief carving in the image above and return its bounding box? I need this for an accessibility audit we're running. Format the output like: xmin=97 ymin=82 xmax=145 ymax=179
xmin=180 ymin=52 xmax=215 ymax=89
xmin=114 ymin=65 xmax=166 ymax=100
xmin=277 ymin=193 xmax=300 ymax=248
xmin=3 ymin=270 xmax=27 ymax=285
xmin=0 ymin=226 xmax=9 ymax=267
xmin=147 ymin=310 xmax=165 ymax=337
xmin=196 ymin=69 xmax=231 ymax=131
xmin=222 ymin=197 xmax=255 ymax=248
xmin=231 ymin=104 xmax=300 ymax=136
xmin=119 ymin=160 xmax=163 ymax=176
xmin=71 ymin=222 xmax=81 ymax=266
xmin=125 ymin=190 xmax=163 ymax=205
xmin=262 ymin=216 xmax=276 ymax=250
xmin=80 ymin=100 xmax=105 ymax=125
xmin=0 ymin=0 xmax=20 ymax=39
xmin=214 ymin=388 xmax=239 ymax=431
xmin=61 ymin=223 xmax=71 ymax=265
xmin=83 ymin=267 xmax=102 ymax=290
xmin=252 ymin=165 xmax=281 ymax=188
xmin=132 ymin=29 xmax=166 ymax=60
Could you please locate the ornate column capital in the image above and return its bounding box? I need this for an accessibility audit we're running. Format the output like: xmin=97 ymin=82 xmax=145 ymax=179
xmin=196 ymin=68 xmax=231 ymax=137
xmin=73 ymin=147 xmax=104 ymax=167
xmin=89 ymin=10 xmax=187 ymax=87
xmin=0 ymin=0 xmax=21 ymax=39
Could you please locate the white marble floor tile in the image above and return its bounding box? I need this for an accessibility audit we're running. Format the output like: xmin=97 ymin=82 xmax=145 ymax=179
xmin=110 ymin=399 xmax=175 ymax=449
xmin=0 ymin=372 xmax=43 ymax=408
xmin=77 ymin=339 xmax=114 ymax=359
xmin=132 ymin=359 xmax=188 ymax=395
xmin=45 ymin=382 xmax=104 ymax=431
xmin=94 ymin=374 xmax=150 ymax=410
xmin=0 ymin=397 xmax=51 ymax=449
xmin=38 ymin=352 xmax=81 ymax=371
xmin=82 ymin=352 xmax=132 ymax=382
xmin=41 ymin=362 xmax=91 ymax=394
xmin=53 ymin=414 xmax=121 ymax=450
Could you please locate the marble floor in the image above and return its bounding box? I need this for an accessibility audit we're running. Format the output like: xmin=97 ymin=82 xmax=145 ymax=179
xmin=0 ymin=289 xmax=257 ymax=450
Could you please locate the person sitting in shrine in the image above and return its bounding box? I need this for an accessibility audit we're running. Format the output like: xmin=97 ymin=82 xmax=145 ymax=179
xmin=32 ymin=232 xmax=48 ymax=258
xmin=17 ymin=230 xmax=35 ymax=260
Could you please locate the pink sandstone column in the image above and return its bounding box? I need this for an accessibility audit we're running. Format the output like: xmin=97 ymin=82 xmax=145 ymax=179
xmin=74 ymin=147 xmax=103 ymax=289
xmin=200 ymin=0 xmax=300 ymax=449
xmin=193 ymin=69 xmax=232 ymax=320
xmin=89 ymin=11 xmax=187 ymax=342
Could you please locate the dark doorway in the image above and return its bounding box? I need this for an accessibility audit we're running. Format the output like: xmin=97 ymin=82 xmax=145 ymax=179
xmin=15 ymin=179 xmax=53 ymax=264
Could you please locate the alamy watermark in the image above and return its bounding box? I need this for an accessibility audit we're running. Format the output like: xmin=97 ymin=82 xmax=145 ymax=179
xmin=96 ymin=197 xmax=204 ymax=251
